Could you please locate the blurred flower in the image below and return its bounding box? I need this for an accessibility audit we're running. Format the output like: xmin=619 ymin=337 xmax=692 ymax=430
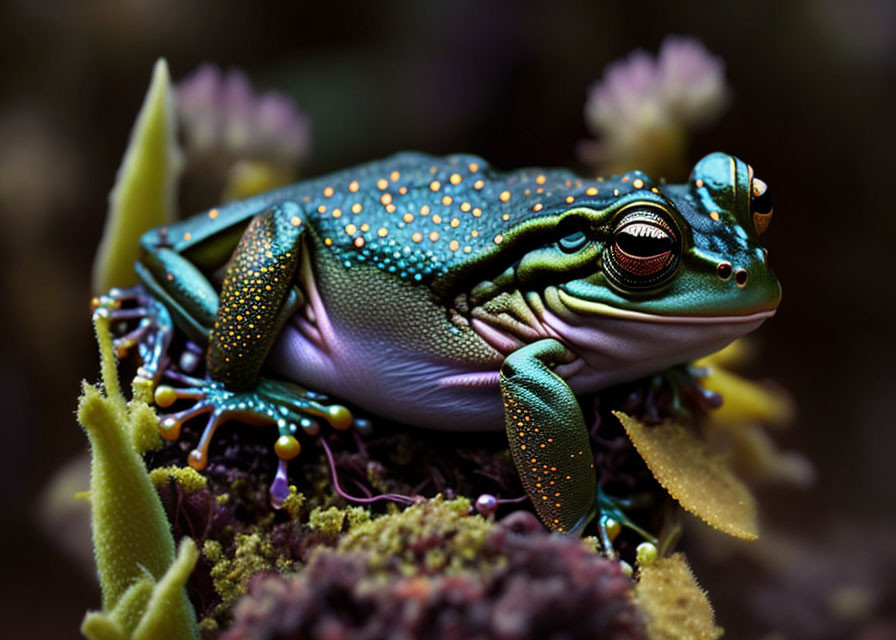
xmin=178 ymin=64 xmax=310 ymax=165
xmin=580 ymin=36 xmax=729 ymax=179
xmin=176 ymin=64 xmax=311 ymax=208
xmin=656 ymin=36 xmax=730 ymax=129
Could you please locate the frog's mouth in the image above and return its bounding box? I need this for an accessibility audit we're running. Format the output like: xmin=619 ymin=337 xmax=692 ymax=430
xmin=541 ymin=287 xmax=774 ymax=391
xmin=554 ymin=288 xmax=777 ymax=324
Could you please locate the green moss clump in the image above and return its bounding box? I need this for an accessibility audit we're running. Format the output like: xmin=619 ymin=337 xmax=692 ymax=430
xmin=307 ymin=504 xmax=370 ymax=539
xmin=202 ymin=532 xmax=290 ymax=623
xmin=149 ymin=466 xmax=208 ymax=493
xmin=337 ymin=496 xmax=494 ymax=577
xmin=280 ymin=486 xmax=305 ymax=521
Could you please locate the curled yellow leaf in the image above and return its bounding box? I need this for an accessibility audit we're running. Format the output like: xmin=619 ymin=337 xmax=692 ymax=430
xmin=614 ymin=411 xmax=758 ymax=540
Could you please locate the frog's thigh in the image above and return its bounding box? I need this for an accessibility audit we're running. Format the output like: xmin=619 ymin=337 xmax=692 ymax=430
xmin=500 ymin=338 xmax=596 ymax=533
xmin=208 ymin=205 xmax=305 ymax=389
xmin=136 ymin=248 xmax=220 ymax=344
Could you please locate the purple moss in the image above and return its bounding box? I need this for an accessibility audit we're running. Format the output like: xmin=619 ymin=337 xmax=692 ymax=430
xmin=224 ymin=512 xmax=645 ymax=640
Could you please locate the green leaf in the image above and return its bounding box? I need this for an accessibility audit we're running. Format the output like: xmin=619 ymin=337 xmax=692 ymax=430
xmin=92 ymin=58 xmax=182 ymax=294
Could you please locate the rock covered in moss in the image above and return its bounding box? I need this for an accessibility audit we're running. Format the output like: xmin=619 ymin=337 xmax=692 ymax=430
xmin=224 ymin=501 xmax=645 ymax=639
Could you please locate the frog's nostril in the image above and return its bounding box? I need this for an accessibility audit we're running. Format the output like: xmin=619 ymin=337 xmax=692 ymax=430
xmin=735 ymin=269 xmax=748 ymax=287
xmin=717 ymin=262 xmax=732 ymax=280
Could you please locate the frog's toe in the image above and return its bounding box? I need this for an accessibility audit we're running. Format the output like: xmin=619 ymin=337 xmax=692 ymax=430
xmin=255 ymin=378 xmax=354 ymax=433
xmin=93 ymin=285 xmax=174 ymax=383
xmin=153 ymin=376 xmax=356 ymax=507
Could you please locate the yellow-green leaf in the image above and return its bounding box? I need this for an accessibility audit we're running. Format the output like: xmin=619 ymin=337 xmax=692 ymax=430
xmin=92 ymin=58 xmax=182 ymax=294
xmin=635 ymin=552 xmax=723 ymax=640
xmin=614 ymin=411 xmax=758 ymax=540
xmin=696 ymin=364 xmax=794 ymax=428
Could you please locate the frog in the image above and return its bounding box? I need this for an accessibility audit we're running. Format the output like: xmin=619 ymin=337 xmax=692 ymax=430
xmin=97 ymin=150 xmax=779 ymax=536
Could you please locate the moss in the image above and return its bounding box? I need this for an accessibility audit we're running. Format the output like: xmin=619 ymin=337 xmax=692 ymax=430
xmin=197 ymin=617 xmax=219 ymax=633
xmin=306 ymin=504 xmax=370 ymax=539
xmin=225 ymin=511 xmax=646 ymax=639
xmin=306 ymin=505 xmax=347 ymax=538
xmin=280 ymin=485 xmax=305 ymax=521
xmin=202 ymin=532 xmax=285 ymax=622
xmin=345 ymin=505 xmax=372 ymax=529
xmin=337 ymin=496 xmax=494 ymax=578
xmin=149 ymin=466 xmax=208 ymax=493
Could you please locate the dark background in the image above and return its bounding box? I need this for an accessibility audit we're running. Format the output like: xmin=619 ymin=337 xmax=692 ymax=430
xmin=2 ymin=1 xmax=894 ymax=637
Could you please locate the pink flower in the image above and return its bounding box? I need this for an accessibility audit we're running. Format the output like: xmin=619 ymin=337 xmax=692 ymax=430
xmin=581 ymin=36 xmax=729 ymax=178
xmin=178 ymin=64 xmax=310 ymax=166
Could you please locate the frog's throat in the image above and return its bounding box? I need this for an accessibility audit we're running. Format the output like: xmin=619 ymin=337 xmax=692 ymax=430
xmin=553 ymin=288 xmax=776 ymax=325
xmin=539 ymin=286 xmax=771 ymax=392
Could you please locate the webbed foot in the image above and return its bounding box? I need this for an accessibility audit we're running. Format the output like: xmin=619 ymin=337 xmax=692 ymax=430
xmin=91 ymin=285 xmax=174 ymax=385
xmin=153 ymin=373 xmax=353 ymax=506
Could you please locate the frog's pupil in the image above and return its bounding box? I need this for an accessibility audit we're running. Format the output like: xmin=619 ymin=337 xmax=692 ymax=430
xmin=616 ymin=226 xmax=673 ymax=258
xmin=559 ymin=231 xmax=587 ymax=253
xmin=751 ymin=188 xmax=773 ymax=215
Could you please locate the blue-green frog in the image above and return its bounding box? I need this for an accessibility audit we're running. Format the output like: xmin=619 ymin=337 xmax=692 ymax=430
xmin=97 ymin=151 xmax=779 ymax=534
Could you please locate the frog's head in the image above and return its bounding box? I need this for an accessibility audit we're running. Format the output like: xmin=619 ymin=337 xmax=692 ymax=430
xmin=533 ymin=153 xmax=781 ymax=386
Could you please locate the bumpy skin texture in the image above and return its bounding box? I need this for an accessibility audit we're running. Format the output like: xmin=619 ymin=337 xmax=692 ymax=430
xmin=207 ymin=206 xmax=304 ymax=389
xmin=134 ymin=152 xmax=781 ymax=530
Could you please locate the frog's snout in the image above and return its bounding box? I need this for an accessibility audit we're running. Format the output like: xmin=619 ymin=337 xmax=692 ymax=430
xmin=712 ymin=247 xmax=782 ymax=313
xmin=714 ymin=261 xmax=750 ymax=288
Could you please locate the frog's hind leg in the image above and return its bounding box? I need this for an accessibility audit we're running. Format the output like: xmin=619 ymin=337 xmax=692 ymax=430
xmin=152 ymin=205 xmax=354 ymax=504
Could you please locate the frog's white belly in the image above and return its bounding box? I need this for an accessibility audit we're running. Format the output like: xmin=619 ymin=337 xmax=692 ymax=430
xmin=267 ymin=320 xmax=506 ymax=431
xmin=266 ymin=305 xmax=770 ymax=432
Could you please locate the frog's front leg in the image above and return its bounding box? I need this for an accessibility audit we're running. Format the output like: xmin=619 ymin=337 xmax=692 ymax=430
xmin=500 ymin=339 xmax=598 ymax=534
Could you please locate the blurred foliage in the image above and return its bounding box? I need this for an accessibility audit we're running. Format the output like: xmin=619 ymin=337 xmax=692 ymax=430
xmin=635 ymin=552 xmax=722 ymax=640
xmin=92 ymin=59 xmax=181 ymax=294
xmin=77 ymin=313 xmax=198 ymax=639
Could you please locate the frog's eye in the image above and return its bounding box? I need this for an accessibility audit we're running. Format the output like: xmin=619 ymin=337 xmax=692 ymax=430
xmin=751 ymin=178 xmax=773 ymax=236
xmin=603 ymin=208 xmax=680 ymax=290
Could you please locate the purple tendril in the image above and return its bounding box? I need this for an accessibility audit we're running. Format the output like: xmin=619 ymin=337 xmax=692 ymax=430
xmin=318 ymin=437 xmax=415 ymax=505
